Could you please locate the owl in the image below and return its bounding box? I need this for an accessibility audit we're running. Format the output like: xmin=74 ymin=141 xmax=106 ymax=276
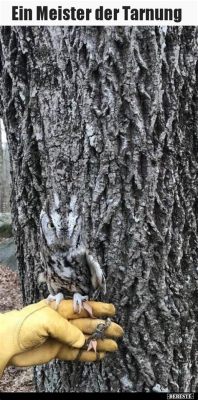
xmin=39 ymin=197 xmax=106 ymax=312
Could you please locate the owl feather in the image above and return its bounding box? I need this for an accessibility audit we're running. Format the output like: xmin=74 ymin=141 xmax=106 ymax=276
xmin=39 ymin=197 xmax=106 ymax=310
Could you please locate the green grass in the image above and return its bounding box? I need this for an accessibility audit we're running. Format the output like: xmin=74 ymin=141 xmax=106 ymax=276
xmin=0 ymin=223 xmax=13 ymax=238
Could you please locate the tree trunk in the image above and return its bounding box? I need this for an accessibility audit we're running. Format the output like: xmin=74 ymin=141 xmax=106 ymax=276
xmin=0 ymin=122 xmax=3 ymax=211
xmin=0 ymin=122 xmax=11 ymax=212
xmin=0 ymin=26 xmax=198 ymax=392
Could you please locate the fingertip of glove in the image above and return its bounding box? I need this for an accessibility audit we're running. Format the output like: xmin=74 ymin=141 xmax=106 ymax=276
xmin=97 ymin=339 xmax=118 ymax=352
xmin=118 ymin=326 xmax=124 ymax=336
xmin=109 ymin=341 xmax=118 ymax=351
xmin=114 ymin=325 xmax=124 ymax=337
xmin=78 ymin=351 xmax=106 ymax=362
xmin=98 ymin=352 xmax=105 ymax=360
xmin=72 ymin=332 xmax=85 ymax=348
xmin=90 ymin=302 xmax=116 ymax=316
xmin=108 ymin=304 xmax=116 ymax=315
xmin=104 ymin=303 xmax=116 ymax=316
xmin=107 ymin=322 xmax=124 ymax=338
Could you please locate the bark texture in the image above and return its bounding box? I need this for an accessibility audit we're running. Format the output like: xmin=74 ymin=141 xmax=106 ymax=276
xmin=0 ymin=129 xmax=11 ymax=213
xmin=0 ymin=123 xmax=3 ymax=209
xmin=0 ymin=26 xmax=198 ymax=392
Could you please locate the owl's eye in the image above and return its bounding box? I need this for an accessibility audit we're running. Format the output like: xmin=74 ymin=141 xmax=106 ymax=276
xmin=47 ymin=222 xmax=54 ymax=229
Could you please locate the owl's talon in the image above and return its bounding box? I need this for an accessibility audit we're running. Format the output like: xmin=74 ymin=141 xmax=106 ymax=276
xmin=87 ymin=339 xmax=97 ymax=352
xmin=46 ymin=292 xmax=64 ymax=309
xmin=73 ymin=293 xmax=88 ymax=313
xmin=86 ymin=253 xmax=106 ymax=294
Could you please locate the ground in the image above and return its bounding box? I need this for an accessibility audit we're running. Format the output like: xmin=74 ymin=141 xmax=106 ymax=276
xmin=0 ymin=263 xmax=35 ymax=392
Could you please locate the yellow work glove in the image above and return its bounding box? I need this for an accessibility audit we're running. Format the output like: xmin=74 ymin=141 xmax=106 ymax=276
xmin=0 ymin=299 xmax=123 ymax=378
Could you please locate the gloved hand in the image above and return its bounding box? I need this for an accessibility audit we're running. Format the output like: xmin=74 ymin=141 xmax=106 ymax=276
xmin=0 ymin=299 xmax=123 ymax=378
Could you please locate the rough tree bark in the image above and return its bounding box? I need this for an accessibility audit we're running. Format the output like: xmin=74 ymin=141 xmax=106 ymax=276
xmin=0 ymin=136 xmax=11 ymax=213
xmin=0 ymin=123 xmax=3 ymax=210
xmin=0 ymin=26 xmax=198 ymax=392
xmin=0 ymin=122 xmax=11 ymax=213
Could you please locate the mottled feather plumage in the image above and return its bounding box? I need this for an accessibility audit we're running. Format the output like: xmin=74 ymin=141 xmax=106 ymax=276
xmin=39 ymin=198 xmax=106 ymax=303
